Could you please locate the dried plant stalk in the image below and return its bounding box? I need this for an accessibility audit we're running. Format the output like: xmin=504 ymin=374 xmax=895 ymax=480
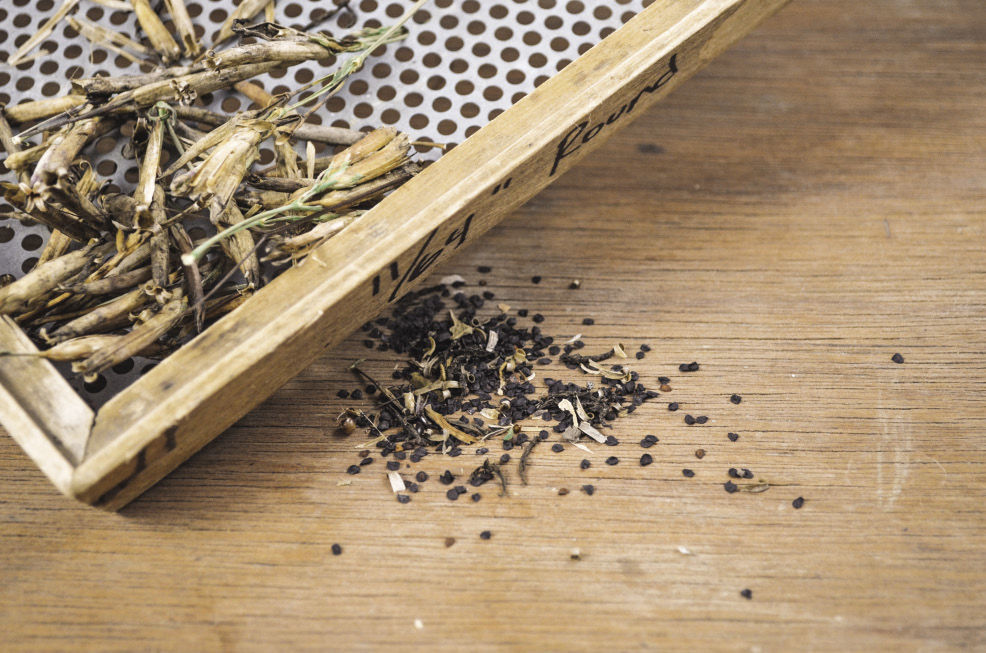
xmin=130 ymin=0 xmax=182 ymax=64
xmin=68 ymin=16 xmax=153 ymax=63
xmin=175 ymin=105 xmax=362 ymax=145
xmin=162 ymin=0 xmax=201 ymax=57
xmin=265 ymin=213 xmax=358 ymax=263
xmin=31 ymin=118 xmax=106 ymax=187
xmin=1 ymin=334 xmax=126 ymax=362
xmin=149 ymin=185 xmax=171 ymax=289
xmin=61 ymin=266 xmax=152 ymax=296
xmin=234 ymin=81 xmax=274 ymax=108
xmin=8 ymin=0 xmax=80 ymax=66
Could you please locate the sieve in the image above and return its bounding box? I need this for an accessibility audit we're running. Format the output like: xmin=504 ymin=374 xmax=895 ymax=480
xmin=0 ymin=0 xmax=791 ymax=507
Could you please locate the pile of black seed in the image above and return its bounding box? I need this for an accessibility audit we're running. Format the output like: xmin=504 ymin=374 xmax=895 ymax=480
xmin=335 ymin=271 xmax=806 ymax=514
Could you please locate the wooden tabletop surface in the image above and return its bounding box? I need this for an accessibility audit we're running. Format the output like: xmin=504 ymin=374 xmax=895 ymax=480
xmin=3 ymin=0 xmax=985 ymax=650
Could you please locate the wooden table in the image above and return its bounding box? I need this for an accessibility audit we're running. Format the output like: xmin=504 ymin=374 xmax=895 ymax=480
xmin=2 ymin=0 xmax=984 ymax=649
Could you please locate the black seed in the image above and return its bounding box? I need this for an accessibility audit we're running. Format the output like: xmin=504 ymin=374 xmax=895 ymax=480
xmin=502 ymin=440 xmax=514 ymax=451
xmin=639 ymin=438 xmax=654 ymax=448
xmin=539 ymin=430 xmax=550 ymax=440
xmin=480 ymin=530 xmax=492 ymax=540
xmin=792 ymin=496 xmax=805 ymax=509
xmin=416 ymin=471 xmax=429 ymax=483
xmin=742 ymin=468 xmax=754 ymax=479
xmin=641 ymin=344 xmax=652 ymax=352
xmin=668 ymin=402 xmax=679 ymax=412
xmin=679 ymin=362 xmax=699 ymax=372
xmin=359 ymin=457 xmax=374 ymax=467
xmin=605 ymin=436 xmax=619 ymax=446
xmin=740 ymin=589 xmax=753 ymax=600
xmin=551 ymin=443 xmax=564 ymax=453
xmin=517 ymin=309 xmax=528 ymax=317
xmin=684 ymin=414 xmax=696 ymax=425
xmin=336 ymin=389 xmax=349 ymax=399
xmin=724 ymin=481 xmax=738 ymax=493
xmin=406 ymin=482 xmax=419 ymax=493
xmin=682 ymin=468 xmax=694 ymax=477
xmin=346 ymin=465 xmax=361 ymax=475
xmin=549 ymin=345 xmax=561 ymax=355
xmin=728 ymin=432 xmax=739 ymax=442
xmin=477 ymin=265 xmax=492 ymax=273
xmin=532 ymin=313 xmax=545 ymax=323
xmin=500 ymin=453 xmax=511 ymax=464
xmin=695 ymin=416 xmax=708 ymax=425
xmin=440 ymin=470 xmax=455 ymax=485
xmin=635 ymin=351 xmax=645 ymax=360
xmin=454 ymin=485 xmax=467 ymax=495
xmin=730 ymin=394 xmax=742 ymax=404
xmin=568 ymin=280 xmax=580 ymax=289
xmin=363 ymin=339 xmax=374 ymax=349
xmin=639 ymin=453 xmax=653 ymax=466
xmin=582 ymin=484 xmax=595 ymax=495
xmin=538 ymin=357 xmax=552 ymax=365
xmin=531 ymin=275 xmax=542 ymax=284
xmin=728 ymin=468 xmax=741 ymax=479
xmin=331 ymin=543 xmax=343 ymax=555
xmin=351 ymin=389 xmax=363 ymax=400
xmin=580 ymin=459 xmax=591 ymax=469
xmin=644 ymin=434 xmax=658 ymax=443
xmin=386 ymin=461 xmax=400 ymax=471
xmin=396 ymin=494 xmax=411 ymax=504
xmin=446 ymin=489 xmax=459 ymax=501
xmin=605 ymin=456 xmax=619 ymax=466
xmin=892 ymin=353 xmax=904 ymax=364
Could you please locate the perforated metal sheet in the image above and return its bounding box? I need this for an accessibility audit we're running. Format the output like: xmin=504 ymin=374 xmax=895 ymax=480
xmin=0 ymin=0 xmax=649 ymax=407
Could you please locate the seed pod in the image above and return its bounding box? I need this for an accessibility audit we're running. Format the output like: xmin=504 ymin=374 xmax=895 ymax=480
xmin=36 ymin=230 xmax=74 ymax=266
xmin=265 ymin=214 xmax=359 ymax=263
xmin=149 ymin=186 xmax=171 ymax=290
xmin=3 ymin=95 xmax=87 ymax=125
xmin=60 ymin=265 xmax=153 ymax=296
xmin=130 ymin=0 xmax=182 ymax=65
xmin=31 ymin=118 xmax=105 ymax=188
xmin=214 ymin=0 xmax=270 ymax=46
xmin=162 ymin=0 xmax=201 ymax=57
xmin=175 ymin=105 xmax=362 ymax=146
xmin=0 ymin=241 xmax=111 ymax=315
xmin=73 ymin=291 xmax=187 ymax=377
xmin=2 ymin=335 xmax=127 ymax=362
xmin=215 ymin=203 xmax=260 ymax=287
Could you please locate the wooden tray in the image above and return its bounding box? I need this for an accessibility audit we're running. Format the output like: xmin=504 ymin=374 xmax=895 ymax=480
xmin=0 ymin=0 xmax=790 ymax=508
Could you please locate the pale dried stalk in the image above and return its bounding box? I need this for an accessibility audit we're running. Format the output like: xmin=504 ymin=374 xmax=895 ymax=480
xmin=1 ymin=335 xmax=126 ymax=362
xmin=162 ymin=0 xmax=201 ymax=57
xmin=4 ymin=95 xmax=86 ymax=125
xmin=174 ymin=105 xmax=362 ymax=146
xmin=87 ymin=0 xmax=131 ymax=10
xmin=73 ymin=291 xmax=186 ymax=377
xmin=131 ymin=0 xmax=182 ymax=64
xmin=134 ymin=113 xmax=166 ymax=215
xmin=234 ymin=80 xmax=274 ymax=108
xmin=0 ymin=242 xmax=109 ymax=315
xmin=3 ymin=141 xmax=49 ymax=173
xmin=8 ymin=0 xmax=80 ymax=66
xmin=0 ymin=107 xmax=31 ymax=186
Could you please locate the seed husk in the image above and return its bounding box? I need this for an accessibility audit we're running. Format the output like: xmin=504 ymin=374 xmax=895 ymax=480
xmin=8 ymin=0 xmax=80 ymax=67
xmin=0 ymin=241 xmax=111 ymax=315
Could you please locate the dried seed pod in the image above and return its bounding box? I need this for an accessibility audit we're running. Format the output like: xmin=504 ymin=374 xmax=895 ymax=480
xmin=68 ymin=16 xmax=154 ymax=66
xmin=1 ymin=334 xmax=127 ymax=362
xmin=31 ymin=118 xmax=106 ymax=188
xmin=265 ymin=214 xmax=359 ymax=263
xmin=130 ymin=0 xmax=182 ymax=64
xmin=7 ymin=0 xmax=80 ymax=67
xmin=215 ymin=203 xmax=260 ymax=287
xmin=0 ymin=241 xmax=111 ymax=315
xmin=73 ymin=291 xmax=187 ymax=377
xmin=60 ymin=266 xmax=153 ymax=296
xmin=176 ymin=105 xmax=362 ymax=146
xmin=214 ymin=0 xmax=272 ymax=46
xmin=3 ymin=95 xmax=87 ymax=125
xmin=36 ymin=230 xmax=74 ymax=266
xmin=162 ymin=0 xmax=201 ymax=57
xmin=149 ymin=186 xmax=171 ymax=290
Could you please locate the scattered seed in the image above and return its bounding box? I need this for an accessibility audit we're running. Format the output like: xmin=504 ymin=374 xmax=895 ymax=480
xmin=682 ymin=468 xmax=694 ymax=477
xmin=472 ymin=493 xmax=481 ymax=502
xmin=684 ymin=414 xmax=696 ymax=425
xmin=444 ymin=537 xmax=456 ymax=547
xmin=331 ymin=543 xmax=343 ymax=555
xmin=415 ymin=471 xmax=429 ymax=483
xmin=724 ymin=481 xmax=738 ymax=493
xmin=557 ymin=488 xmax=569 ymax=496
xmin=580 ymin=459 xmax=591 ymax=470
xmin=605 ymin=456 xmax=619 ymax=466
xmin=695 ymin=416 xmax=708 ymax=424
xmin=740 ymin=589 xmax=753 ymax=600
xmin=346 ymin=465 xmax=361 ymax=475
xmin=396 ymin=494 xmax=411 ymax=504
xmin=479 ymin=530 xmax=492 ymax=540
xmin=552 ymin=444 xmax=564 ymax=453
xmin=604 ymin=436 xmax=619 ymax=446
xmin=728 ymin=432 xmax=739 ymax=442
xmin=679 ymin=362 xmax=700 ymax=372
xmin=892 ymin=353 xmax=904 ymax=364
xmin=531 ymin=275 xmax=541 ymax=284
xmin=730 ymin=394 xmax=742 ymax=404
xmin=640 ymin=453 xmax=653 ymax=466
xmin=668 ymin=402 xmax=679 ymax=412
xmin=792 ymin=496 xmax=805 ymax=509
xmin=581 ymin=484 xmax=595 ymax=495
xmin=582 ymin=318 xmax=594 ymax=325
xmin=695 ymin=449 xmax=705 ymax=459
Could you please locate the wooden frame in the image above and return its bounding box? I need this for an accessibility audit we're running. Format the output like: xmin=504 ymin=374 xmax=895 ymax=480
xmin=0 ymin=0 xmax=791 ymax=509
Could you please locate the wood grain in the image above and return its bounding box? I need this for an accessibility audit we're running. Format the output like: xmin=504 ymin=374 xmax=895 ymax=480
xmin=1 ymin=0 xmax=984 ymax=649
